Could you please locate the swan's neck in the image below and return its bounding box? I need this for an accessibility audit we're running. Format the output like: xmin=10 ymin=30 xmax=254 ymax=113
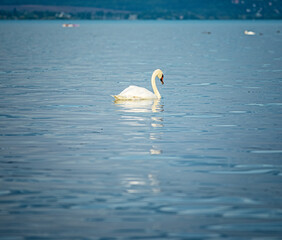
xmin=151 ymin=71 xmax=161 ymax=99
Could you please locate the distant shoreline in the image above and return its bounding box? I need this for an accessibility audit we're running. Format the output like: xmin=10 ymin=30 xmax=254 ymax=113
xmin=1 ymin=4 xmax=281 ymax=20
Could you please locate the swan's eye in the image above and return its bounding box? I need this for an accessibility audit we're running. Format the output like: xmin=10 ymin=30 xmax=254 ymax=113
xmin=160 ymin=75 xmax=164 ymax=85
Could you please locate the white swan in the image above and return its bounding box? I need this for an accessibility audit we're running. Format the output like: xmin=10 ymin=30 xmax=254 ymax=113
xmin=113 ymin=69 xmax=164 ymax=100
xmin=244 ymin=30 xmax=255 ymax=35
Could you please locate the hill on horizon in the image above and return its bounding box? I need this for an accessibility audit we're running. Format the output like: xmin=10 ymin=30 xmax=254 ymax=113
xmin=0 ymin=0 xmax=281 ymax=20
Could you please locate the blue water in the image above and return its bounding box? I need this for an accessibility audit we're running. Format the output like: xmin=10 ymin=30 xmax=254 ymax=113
xmin=0 ymin=20 xmax=282 ymax=239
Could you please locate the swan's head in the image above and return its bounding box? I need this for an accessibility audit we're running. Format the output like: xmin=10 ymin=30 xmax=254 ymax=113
xmin=156 ymin=69 xmax=164 ymax=85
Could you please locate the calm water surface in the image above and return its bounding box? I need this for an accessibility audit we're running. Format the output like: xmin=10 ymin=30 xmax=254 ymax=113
xmin=0 ymin=20 xmax=282 ymax=239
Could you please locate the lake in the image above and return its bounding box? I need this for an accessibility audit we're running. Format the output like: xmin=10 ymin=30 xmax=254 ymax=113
xmin=0 ymin=20 xmax=282 ymax=239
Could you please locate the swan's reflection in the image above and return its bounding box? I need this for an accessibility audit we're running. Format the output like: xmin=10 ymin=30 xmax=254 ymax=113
xmin=114 ymin=99 xmax=163 ymax=155
xmin=150 ymin=148 xmax=162 ymax=155
xmin=114 ymin=100 xmax=163 ymax=194
xmin=114 ymin=99 xmax=163 ymax=113
xmin=121 ymin=173 xmax=161 ymax=194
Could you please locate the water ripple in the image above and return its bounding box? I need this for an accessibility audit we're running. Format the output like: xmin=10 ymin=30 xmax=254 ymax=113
xmin=1 ymin=20 xmax=282 ymax=240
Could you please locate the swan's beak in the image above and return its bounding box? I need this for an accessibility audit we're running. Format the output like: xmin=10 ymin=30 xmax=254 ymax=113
xmin=160 ymin=75 xmax=164 ymax=85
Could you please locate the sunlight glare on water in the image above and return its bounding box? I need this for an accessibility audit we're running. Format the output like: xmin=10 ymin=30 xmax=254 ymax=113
xmin=0 ymin=20 xmax=282 ymax=239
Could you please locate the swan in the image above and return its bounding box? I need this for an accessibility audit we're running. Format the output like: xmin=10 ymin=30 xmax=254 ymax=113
xmin=112 ymin=69 xmax=164 ymax=100
xmin=244 ymin=30 xmax=255 ymax=35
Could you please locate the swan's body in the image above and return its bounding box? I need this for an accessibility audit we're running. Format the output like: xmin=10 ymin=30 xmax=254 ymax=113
xmin=244 ymin=30 xmax=255 ymax=35
xmin=113 ymin=69 xmax=164 ymax=100
xmin=116 ymin=85 xmax=157 ymax=99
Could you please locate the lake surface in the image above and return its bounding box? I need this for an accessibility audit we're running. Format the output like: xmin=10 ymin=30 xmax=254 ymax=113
xmin=0 ymin=20 xmax=282 ymax=239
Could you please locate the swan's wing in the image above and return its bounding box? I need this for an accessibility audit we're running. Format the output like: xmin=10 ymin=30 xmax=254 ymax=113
xmin=117 ymin=85 xmax=156 ymax=99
